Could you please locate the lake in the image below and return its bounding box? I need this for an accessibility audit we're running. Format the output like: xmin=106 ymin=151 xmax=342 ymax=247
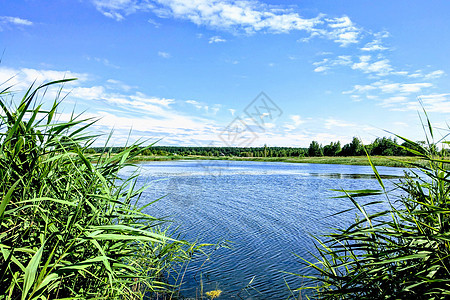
xmin=122 ymin=160 xmax=406 ymax=299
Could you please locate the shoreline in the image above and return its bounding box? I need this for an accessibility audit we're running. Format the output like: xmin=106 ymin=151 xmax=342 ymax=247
xmin=128 ymin=155 xmax=428 ymax=168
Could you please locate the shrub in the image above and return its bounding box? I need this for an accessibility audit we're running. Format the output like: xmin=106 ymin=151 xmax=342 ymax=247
xmin=0 ymin=80 xmax=200 ymax=299
xmin=296 ymin=115 xmax=450 ymax=299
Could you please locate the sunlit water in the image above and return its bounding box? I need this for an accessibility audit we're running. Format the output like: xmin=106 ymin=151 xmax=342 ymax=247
xmin=120 ymin=160 xmax=406 ymax=299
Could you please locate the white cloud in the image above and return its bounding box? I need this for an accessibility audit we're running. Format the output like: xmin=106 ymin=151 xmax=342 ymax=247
xmin=350 ymin=95 xmax=361 ymax=102
xmin=186 ymin=99 xmax=202 ymax=109
xmin=0 ymin=66 xmax=236 ymax=147
xmin=102 ymin=11 xmax=125 ymax=21
xmin=314 ymin=36 xmax=441 ymax=81
xmin=91 ymin=0 xmax=153 ymax=20
xmin=313 ymin=55 xmax=352 ymax=73
xmin=209 ymin=35 xmax=226 ymax=43
xmin=0 ymin=67 xmax=86 ymax=92
xmin=91 ymin=0 xmax=323 ymax=34
xmin=408 ymin=71 xmax=422 ymax=78
xmin=158 ymin=51 xmax=171 ymax=58
xmin=327 ymin=16 xmax=352 ymax=29
xmin=418 ymin=93 xmax=450 ymax=113
xmin=283 ymin=124 xmax=296 ymax=131
xmin=186 ymin=99 xmax=221 ymax=115
xmin=391 ymin=71 xmax=409 ymax=76
xmin=324 ymin=118 xmax=355 ymax=129
xmin=86 ymin=56 xmax=120 ymax=69
xmin=360 ymin=31 xmax=389 ymax=51
xmin=66 ymin=87 xmax=225 ymax=145
xmin=376 ymin=81 xmax=432 ymax=94
xmin=72 ymin=86 xmax=106 ymax=100
xmin=0 ymin=16 xmax=33 ymax=29
xmin=264 ymin=122 xmax=276 ymax=129
xmin=344 ymin=83 xmax=448 ymax=112
xmin=377 ymin=93 xmax=450 ymax=113
xmin=351 ymin=55 xmax=392 ymax=76
xmin=92 ymin=0 xmax=136 ymax=11
xmin=408 ymin=69 xmax=445 ymax=80
xmin=62 ymin=110 xmax=218 ymax=141
xmin=379 ymin=96 xmax=409 ymax=108
xmin=106 ymin=79 xmax=135 ymax=91
xmin=314 ymin=66 xmax=328 ymax=73
xmin=290 ymin=115 xmax=305 ymax=126
xmin=130 ymin=92 xmax=174 ymax=107
xmin=210 ymin=104 xmax=221 ymax=115
xmin=21 ymin=68 xmax=86 ymax=84
xmin=424 ymin=70 xmax=445 ymax=79
xmin=323 ymin=16 xmax=361 ymax=46
xmin=344 ymin=80 xmax=434 ymax=100
xmin=151 ymin=0 xmax=321 ymax=34
xmin=313 ymin=58 xmax=328 ymax=66
xmin=343 ymin=84 xmax=376 ymax=94
xmin=147 ymin=18 xmax=161 ymax=27
xmin=92 ymin=1 xmax=367 ymax=46
xmin=94 ymin=92 xmax=176 ymax=116
xmin=316 ymin=51 xmax=333 ymax=56
xmin=360 ymin=42 xmax=388 ymax=52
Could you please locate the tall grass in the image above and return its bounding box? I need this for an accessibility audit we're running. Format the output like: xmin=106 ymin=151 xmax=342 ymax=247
xmin=294 ymin=114 xmax=450 ymax=299
xmin=0 ymin=79 xmax=203 ymax=299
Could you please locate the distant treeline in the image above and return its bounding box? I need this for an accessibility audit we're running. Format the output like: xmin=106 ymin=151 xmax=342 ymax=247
xmin=89 ymin=137 xmax=442 ymax=157
xmin=90 ymin=145 xmax=306 ymax=157
xmin=308 ymin=137 xmax=427 ymax=157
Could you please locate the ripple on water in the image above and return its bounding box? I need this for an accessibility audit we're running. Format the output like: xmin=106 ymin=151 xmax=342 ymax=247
xmin=127 ymin=160 xmax=406 ymax=299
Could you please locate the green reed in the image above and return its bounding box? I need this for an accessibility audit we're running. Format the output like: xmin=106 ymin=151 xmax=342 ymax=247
xmin=294 ymin=112 xmax=450 ymax=299
xmin=0 ymin=79 xmax=205 ymax=299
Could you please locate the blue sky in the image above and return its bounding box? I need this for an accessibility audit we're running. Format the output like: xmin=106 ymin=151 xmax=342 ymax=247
xmin=1 ymin=0 xmax=450 ymax=147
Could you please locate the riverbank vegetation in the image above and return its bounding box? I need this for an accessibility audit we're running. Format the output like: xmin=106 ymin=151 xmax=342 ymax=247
xmin=87 ymin=137 xmax=445 ymax=168
xmin=89 ymin=135 xmax=446 ymax=159
xmin=125 ymin=154 xmax=428 ymax=168
xmin=0 ymin=80 xmax=206 ymax=299
xmin=295 ymin=115 xmax=450 ymax=298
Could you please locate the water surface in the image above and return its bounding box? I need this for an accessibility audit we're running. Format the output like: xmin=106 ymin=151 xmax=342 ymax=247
xmin=123 ymin=160 xmax=405 ymax=299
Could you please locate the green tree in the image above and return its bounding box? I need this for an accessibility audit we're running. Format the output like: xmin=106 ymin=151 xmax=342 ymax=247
xmin=323 ymin=141 xmax=341 ymax=156
xmin=341 ymin=137 xmax=363 ymax=156
xmin=371 ymin=137 xmax=398 ymax=156
xmin=308 ymin=141 xmax=323 ymax=157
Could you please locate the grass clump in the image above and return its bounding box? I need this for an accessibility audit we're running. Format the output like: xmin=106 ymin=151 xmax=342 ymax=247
xmin=295 ymin=114 xmax=450 ymax=299
xmin=0 ymin=79 xmax=201 ymax=299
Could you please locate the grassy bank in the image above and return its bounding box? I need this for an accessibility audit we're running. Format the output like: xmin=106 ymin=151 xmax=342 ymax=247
xmin=128 ymin=154 xmax=427 ymax=168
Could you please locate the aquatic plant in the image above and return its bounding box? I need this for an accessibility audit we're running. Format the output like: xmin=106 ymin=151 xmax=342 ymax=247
xmin=295 ymin=112 xmax=450 ymax=299
xmin=0 ymin=79 xmax=202 ymax=299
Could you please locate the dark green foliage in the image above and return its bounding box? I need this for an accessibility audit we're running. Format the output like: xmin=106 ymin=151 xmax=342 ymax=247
xmin=340 ymin=137 xmax=364 ymax=156
xmin=93 ymin=145 xmax=308 ymax=158
xmin=323 ymin=142 xmax=341 ymax=157
xmin=89 ymin=136 xmax=428 ymax=159
xmin=0 ymin=80 xmax=203 ymax=299
xmin=370 ymin=137 xmax=405 ymax=156
xmin=295 ymin=116 xmax=450 ymax=299
xmin=308 ymin=141 xmax=323 ymax=157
